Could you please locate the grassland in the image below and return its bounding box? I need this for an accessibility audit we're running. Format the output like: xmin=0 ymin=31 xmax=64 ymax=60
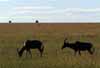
xmin=0 ymin=23 xmax=100 ymax=68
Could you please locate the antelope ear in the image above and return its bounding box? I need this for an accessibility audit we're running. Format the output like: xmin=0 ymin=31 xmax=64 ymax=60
xmin=64 ymin=38 xmax=67 ymax=42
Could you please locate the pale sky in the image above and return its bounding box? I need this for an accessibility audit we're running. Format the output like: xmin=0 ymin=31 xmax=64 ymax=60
xmin=0 ymin=0 xmax=100 ymax=22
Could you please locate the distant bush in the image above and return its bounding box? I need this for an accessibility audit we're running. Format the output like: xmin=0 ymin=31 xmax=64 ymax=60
xmin=35 ymin=20 xmax=39 ymax=23
xmin=9 ymin=20 xmax=12 ymax=24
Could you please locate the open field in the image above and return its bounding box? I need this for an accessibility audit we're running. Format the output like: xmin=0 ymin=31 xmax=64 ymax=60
xmin=0 ymin=23 xmax=100 ymax=68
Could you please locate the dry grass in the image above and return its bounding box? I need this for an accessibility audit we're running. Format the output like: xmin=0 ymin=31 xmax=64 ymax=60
xmin=0 ymin=23 xmax=100 ymax=68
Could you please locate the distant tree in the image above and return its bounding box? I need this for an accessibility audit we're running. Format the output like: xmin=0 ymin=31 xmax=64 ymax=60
xmin=9 ymin=20 xmax=12 ymax=24
xmin=35 ymin=20 xmax=39 ymax=23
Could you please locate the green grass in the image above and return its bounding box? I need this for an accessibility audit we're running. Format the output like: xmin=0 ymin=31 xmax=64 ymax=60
xmin=0 ymin=29 xmax=100 ymax=68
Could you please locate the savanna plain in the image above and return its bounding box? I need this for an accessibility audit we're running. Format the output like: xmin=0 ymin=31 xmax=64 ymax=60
xmin=0 ymin=23 xmax=100 ymax=68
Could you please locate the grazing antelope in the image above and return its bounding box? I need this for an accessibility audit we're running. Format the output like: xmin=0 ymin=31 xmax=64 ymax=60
xmin=17 ymin=40 xmax=44 ymax=58
xmin=61 ymin=38 xmax=94 ymax=55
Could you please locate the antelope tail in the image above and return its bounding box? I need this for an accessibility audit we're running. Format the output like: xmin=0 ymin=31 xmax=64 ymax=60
xmin=41 ymin=45 xmax=44 ymax=52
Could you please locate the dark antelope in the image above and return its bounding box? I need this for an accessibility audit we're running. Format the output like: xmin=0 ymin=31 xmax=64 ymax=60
xmin=61 ymin=38 xmax=94 ymax=55
xmin=17 ymin=40 xmax=44 ymax=57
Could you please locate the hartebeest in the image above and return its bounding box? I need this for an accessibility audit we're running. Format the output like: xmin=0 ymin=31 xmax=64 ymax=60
xmin=61 ymin=38 xmax=94 ymax=55
xmin=17 ymin=40 xmax=44 ymax=57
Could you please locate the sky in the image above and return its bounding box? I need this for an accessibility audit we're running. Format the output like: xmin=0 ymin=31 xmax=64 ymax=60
xmin=0 ymin=0 xmax=100 ymax=22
